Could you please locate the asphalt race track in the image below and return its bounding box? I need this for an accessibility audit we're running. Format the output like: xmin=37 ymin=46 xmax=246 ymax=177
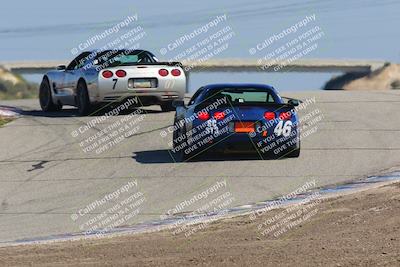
xmin=1 ymin=90 xmax=400 ymax=243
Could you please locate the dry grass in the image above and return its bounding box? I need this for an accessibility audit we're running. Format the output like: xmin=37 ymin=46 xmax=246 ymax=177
xmin=0 ymin=116 xmax=13 ymax=127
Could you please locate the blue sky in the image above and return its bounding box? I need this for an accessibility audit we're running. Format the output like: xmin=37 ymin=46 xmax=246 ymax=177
xmin=0 ymin=0 xmax=399 ymax=90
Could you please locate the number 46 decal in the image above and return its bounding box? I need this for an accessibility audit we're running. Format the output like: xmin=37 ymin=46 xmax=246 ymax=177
xmin=274 ymin=120 xmax=292 ymax=137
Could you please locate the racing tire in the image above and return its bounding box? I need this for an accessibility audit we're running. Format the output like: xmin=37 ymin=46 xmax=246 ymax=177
xmin=76 ymin=81 xmax=92 ymax=116
xmin=160 ymin=101 xmax=175 ymax=112
xmin=287 ymin=148 xmax=300 ymax=158
xmin=286 ymin=142 xmax=301 ymax=158
xmin=172 ymin=118 xmax=191 ymax=162
xmin=39 ymin=78 xmax=62 ymax=112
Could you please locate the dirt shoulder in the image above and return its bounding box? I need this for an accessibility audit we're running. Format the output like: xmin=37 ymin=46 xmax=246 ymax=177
xmin=1 ymin=183 xmax=399 ymax=267
xmin=323 ymin=63 xmax=400 ymax=90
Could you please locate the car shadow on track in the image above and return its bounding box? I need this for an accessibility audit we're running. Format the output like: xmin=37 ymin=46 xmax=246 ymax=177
xmin=22 ymin=108 xmax=79 ymax=118
xmin=21 ymin=107 xmax=164 ymax=118
xmin=132 ymin=150 xmax=278 ymax=164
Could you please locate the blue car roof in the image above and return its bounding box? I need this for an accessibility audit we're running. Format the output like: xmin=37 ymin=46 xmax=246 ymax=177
xmin=202 ymin=83 xmax=276 ymax=91
xmin=86 ymin=49 xmax=151 ymax=54
xmin=201 ymin=83 xmax=279 ymax=95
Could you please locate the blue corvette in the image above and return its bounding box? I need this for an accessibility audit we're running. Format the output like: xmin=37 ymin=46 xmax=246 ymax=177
xmin=171 ymin=83 xmax=301 ymax=161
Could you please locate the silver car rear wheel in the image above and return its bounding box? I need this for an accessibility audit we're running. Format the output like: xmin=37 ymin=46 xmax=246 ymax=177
xmin=76 ymin=81 xmax=91 ymax=116
xmin=160 ymin=101 xmax=175 ymax=112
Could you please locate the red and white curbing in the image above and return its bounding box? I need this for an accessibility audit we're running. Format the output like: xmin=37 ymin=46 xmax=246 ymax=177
xmin=0 ymin=106 xmax=20 ymax=117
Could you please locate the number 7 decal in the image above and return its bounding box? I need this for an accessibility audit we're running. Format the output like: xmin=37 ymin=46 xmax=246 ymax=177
xmin=112 ymin=79 xmax=118 ymax=90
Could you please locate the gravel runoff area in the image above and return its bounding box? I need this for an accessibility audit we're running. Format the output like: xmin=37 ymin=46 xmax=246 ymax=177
xmin=0 ymin=181 xmax=399 ymax=267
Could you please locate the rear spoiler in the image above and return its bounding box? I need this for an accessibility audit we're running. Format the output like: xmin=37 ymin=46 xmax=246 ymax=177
xmin=119 ymin=62 xmax=183 ymax=67
xmin=281 ymin=96 xmax=303 ymax=104
xmin=194 ymin=102 xmax=296 ymax=112
xmin=157 ymin=61 xmax=183 ymax=67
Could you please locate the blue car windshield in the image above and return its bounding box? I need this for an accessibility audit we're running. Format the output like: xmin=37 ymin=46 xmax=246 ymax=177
xmin=204 ymin=88 xmax=277 ymax=104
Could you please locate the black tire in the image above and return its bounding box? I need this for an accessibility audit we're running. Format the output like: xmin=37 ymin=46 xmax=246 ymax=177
xmin=160 ymin=101 xmax=175 ymax=112
xmin=76 ymin=81 xmax=92 ymax=116
xmin=287 ymin=148 xmax=300 ymax=158
xmin=172 ymin=117 xmax=190 ymax=162
xmin=287 ymin=141 xmax=301 ymax=158
xmin=39 ymin=78 xmax=62 ymax=112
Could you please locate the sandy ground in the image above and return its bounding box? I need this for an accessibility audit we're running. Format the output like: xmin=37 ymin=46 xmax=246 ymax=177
xmin=324 ymin=63 xmax=400 ymax=90
xmin=0 ymin=182 xmax=399 ymax=267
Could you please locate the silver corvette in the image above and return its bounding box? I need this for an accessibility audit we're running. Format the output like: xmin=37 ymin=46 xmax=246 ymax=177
xmin=39 ymin=49 xmax=186 ymax=115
